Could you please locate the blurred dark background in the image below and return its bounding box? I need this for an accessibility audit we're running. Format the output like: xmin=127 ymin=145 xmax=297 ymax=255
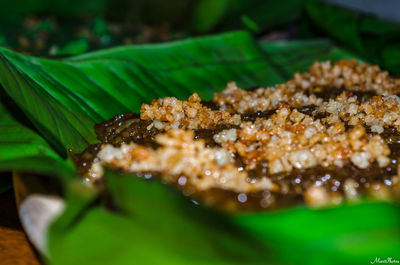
xmin=0 ymin=0 xmax=398 ymax=71
xmin=0 ymin=0 xmax=399 ymax=68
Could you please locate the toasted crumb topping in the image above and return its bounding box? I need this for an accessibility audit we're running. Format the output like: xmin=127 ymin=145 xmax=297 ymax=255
xmin=141 ymin=92 xmax=241 ymax=130
xmin=213 ymin=81 xmax=322 ymax=114
xmin=224 ymin=105 xmax=390 ymax=174
xmin=315 ymin=92 xmax=400 ymax=133
xmin=213 ymin=59 xmax=400 ymax=114
xmin=97 ymin=130 xmax=275 ymax=193
xmin=78 ymin=59 xmax=400 ymax=210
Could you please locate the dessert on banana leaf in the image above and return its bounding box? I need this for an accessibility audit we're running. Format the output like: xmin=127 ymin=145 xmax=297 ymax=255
xmin=73 ymin=59 xmax=400 ymax=211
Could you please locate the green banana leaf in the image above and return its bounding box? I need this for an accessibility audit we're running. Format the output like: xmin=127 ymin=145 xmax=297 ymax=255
xmin=192 ymin=0 xmax=302 ymax=33
xmin=48 ymin=169 xmax=276 ymax=265
xmin=0 ymin=94 xmax=74 ymax=179
xmin=235 ymin=202 xmax=400 ymax=265
xmin=304 ymin=0 xmax=400 ymax=73
xmin=0 ymin=31 xmax=398 ymax=265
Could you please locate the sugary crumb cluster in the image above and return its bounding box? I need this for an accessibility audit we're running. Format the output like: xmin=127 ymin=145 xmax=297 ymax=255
xmin=213 ymin=59 xmax=400 ymax=113
xmin=96 ymin=129 xmax=275 ymax=193
xmin=225 ymin=104 xmax=390 ymax=174
xmin=141 ymin=93 xmax=240 ymax=130
xmin=302 ymin=59 xmax=400 ymax=95
xmin=213 ymin=81 xmax=322 ymax=113
xmin=315 ymin=92 xmax=400 ymax=134
xmin=84 ymin=59 xmax=400 ymax=209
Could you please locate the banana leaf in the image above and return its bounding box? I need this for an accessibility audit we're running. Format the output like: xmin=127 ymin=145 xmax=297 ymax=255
xmin=0 ymin=94 xmax=74 ymax=179
xmin=304 ymin=0 xmax=400 ymax=73
xmin=48 ymin=169 xmax=277 ymax=265
xmin=192 ymin=0 xmax=302 ymax=33
xmin=0 ymin=31 xmax=398 ymax=265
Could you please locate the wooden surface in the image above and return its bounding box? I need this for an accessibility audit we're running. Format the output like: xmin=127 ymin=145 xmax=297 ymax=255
xmin=0 ymin=189 xmax=41 ymax=265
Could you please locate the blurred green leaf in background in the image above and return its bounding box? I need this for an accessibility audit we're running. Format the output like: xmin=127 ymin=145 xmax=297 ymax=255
xmin=3 ymin=0 xmax=400 ymax=69
xmin=303 ymin=0 xmax=400 ymax=72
